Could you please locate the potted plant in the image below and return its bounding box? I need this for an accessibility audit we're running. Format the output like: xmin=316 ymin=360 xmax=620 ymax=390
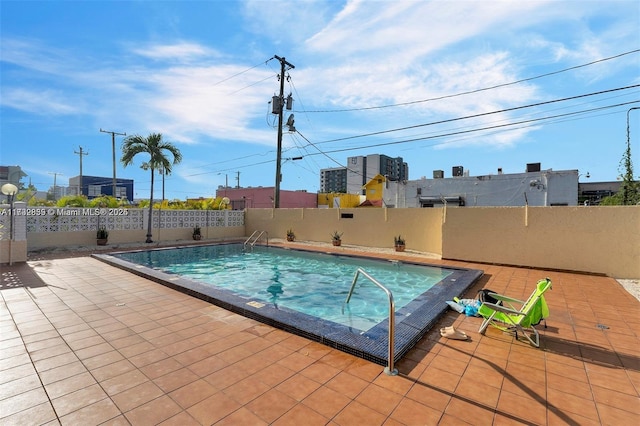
xmin=394 ymin=235 xmax=406 ymax=252
xmin=331 ymin=231 xmax=343 ymax=246
xmin=286 ymin=229 xmax=295 ymax=242
xmin=192 ymin=226 xmax=202 ymax=240
xmin=97 ymin=226 xmax=109 ymax=246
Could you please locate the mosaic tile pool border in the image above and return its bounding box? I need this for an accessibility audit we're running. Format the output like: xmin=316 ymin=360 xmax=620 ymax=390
xmin=94 ymin=244 xmax=483 ymax=366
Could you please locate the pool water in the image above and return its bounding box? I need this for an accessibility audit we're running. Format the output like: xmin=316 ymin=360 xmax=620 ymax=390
xmin=99 ymin=244 xmax=482 ymax=366
xmin=114 ymin=244 xmax=452 ymax=331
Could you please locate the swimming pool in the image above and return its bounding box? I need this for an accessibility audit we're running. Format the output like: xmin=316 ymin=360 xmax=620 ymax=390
xmin=95 ymin=244 xmax=482 ymax=366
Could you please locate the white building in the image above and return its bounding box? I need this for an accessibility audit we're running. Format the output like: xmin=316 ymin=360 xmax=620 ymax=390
xmin=383 ymin=167 xmax=578 ymax=207
xmin=320 ymin=155 xmax=409 ymax=194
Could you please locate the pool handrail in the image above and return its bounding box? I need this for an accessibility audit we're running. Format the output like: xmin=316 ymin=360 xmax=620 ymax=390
xmin=244 ymin=230 xmax=268 ymax=249
xmin=345 ymin=268 xmax=398 ymax=376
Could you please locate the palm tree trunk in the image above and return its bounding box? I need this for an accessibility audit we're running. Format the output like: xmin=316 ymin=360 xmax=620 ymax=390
xmin=146 ymin=168 xmax=154 ymax=243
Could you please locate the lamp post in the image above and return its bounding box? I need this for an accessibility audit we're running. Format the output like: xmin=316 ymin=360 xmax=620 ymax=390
xmin=578 ymin=172 xmax=591 ymax=205
xmin=2 ymin=183 xmax=18 ymax=265
xmin=219 ymin=197 xmax=230 ymax=210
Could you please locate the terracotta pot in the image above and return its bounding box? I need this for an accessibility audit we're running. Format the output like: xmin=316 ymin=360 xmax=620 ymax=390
xmin=332 ymin=240 xmax=341 ymax=246
xmin=395 ymin=244 xmax=405 ymax=252
xmin=97 ymin=238 xmax=108 ymax=246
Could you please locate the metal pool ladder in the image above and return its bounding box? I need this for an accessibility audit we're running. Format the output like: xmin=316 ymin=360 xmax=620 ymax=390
xmin=244 ymin=230 xmax=268 ymax=249
xmin=345 ymin=268 xmax=398 ymax=376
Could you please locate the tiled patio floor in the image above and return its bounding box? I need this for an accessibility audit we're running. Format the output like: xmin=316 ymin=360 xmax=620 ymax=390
xmin=1 ymin=244 xmax=638 ymax=425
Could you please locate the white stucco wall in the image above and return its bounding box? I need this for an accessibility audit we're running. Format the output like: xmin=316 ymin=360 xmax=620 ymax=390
xmin=384 ymin=169 xmax=578 ymax=207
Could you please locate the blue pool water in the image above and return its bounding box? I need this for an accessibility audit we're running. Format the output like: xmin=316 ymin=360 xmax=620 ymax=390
xmin=114 ymin=244 xmax=452 ymax=331
xmin=98 ymin=244 xmax=483 ymax=365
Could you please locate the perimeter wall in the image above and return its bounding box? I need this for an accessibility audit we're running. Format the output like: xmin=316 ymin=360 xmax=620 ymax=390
xmin=245 ymin=206 xmax=639 ymax=279
xmin=3 ymin=205 xmax=638 ymax=278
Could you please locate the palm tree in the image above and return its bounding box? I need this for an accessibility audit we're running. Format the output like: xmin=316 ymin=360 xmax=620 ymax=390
xmin=121 ymin=133 xmax=182 ymax=243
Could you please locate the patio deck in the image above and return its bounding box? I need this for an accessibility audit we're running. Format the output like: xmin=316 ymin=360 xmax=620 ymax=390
xmin=1 ymin=243 xmax=638 ymax=425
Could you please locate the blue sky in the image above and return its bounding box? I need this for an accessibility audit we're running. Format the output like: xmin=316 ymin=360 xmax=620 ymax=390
xmin=1 ymin=0 xmax=639 ymax=201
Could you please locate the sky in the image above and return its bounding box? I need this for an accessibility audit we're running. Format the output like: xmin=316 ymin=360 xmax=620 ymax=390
xmin=1 ymin=0 xmax=639 ymax=201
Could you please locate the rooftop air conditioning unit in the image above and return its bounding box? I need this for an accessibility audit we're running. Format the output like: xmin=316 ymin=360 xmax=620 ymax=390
xmin=527 ymin=163 xmax=541 ymax=172
xmin=433 ymin=170 xmax=444 ymax=179
xmin=452 ymin=166 xmax=464 ymax=177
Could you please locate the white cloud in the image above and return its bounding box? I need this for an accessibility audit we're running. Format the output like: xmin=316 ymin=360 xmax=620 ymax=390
xmin=130 ymin=42 xmax=221 ymax=62
xmin=2 ymin=37 xmax=282 ymax=147
xmin=287 ymin=0 xmax=638 ymax=153
xmin=2 ymin=0 xmax=637 ymax=161
xmin=241 ymin=0 xmax=339 ymax=46
xmin=296 ymin=50 xmax=538 ymax=132
xmin=1 ymin=88 xmax=79 ymax=115
xmin=305 ymin=1 xmax=547 ymax=59
xmin=119 ymin=64 xmax=279 ymax=145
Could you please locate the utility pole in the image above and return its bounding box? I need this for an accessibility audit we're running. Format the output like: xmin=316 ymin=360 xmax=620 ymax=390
xmin=73 ymin=146 xmax=88 ymax=196
xmin=100 ymin=128 xmax=126 ymax=198
xmin=48 ymin=172 xmax=63 ymax=201
xmin=236 ymin=171 xmax=241 ymax=188
xmin=158 ymin=167 xmax=166 ymax=202
xmin=273 ymin=55 xmax=295 ymax=208
xmin=623 ymin=107 xmax=640 ymax=205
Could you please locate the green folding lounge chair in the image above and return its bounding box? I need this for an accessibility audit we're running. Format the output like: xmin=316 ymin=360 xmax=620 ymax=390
xmin=478 ymin=278 xmax=552 ymax=347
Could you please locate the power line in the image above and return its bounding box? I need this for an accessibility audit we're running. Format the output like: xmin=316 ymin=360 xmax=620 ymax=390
xmin=302 ymin=49 xmax=640 ymax=113
xmin=212 ymin=57 xmax=275 ymax=88
xmin=124 ymin=99 xmax=638 ymax=189
xmin=406 ymin=108 xmax=626 ymax=152
xmin=309 ymin=84 xmax=640 ymax=146
xmin=150 ymin=91 xmax=638 ymax=183
xmin=295 ymin=131 xmax=344 ymax=169
xmin=184 ymin=79 xmax=638 ymax=178
xmin=393 ymin=89 xmax=639 ymax=144
xmin=311 ymin=100 xmax=639 ymax=155
xmin=28 ymin=99 xmax=633 ymax=197
xmin=227 ymin=72 xmax=278 ymax=95
xmin=174 ymin=96 xmax=639 ymax=180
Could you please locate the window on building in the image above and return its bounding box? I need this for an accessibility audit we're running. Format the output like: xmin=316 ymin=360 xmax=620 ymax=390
xmin=115 ymin=186 xmax=127 ymax=198
xmin=88 ymin=185 xmax=102 ymax=197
